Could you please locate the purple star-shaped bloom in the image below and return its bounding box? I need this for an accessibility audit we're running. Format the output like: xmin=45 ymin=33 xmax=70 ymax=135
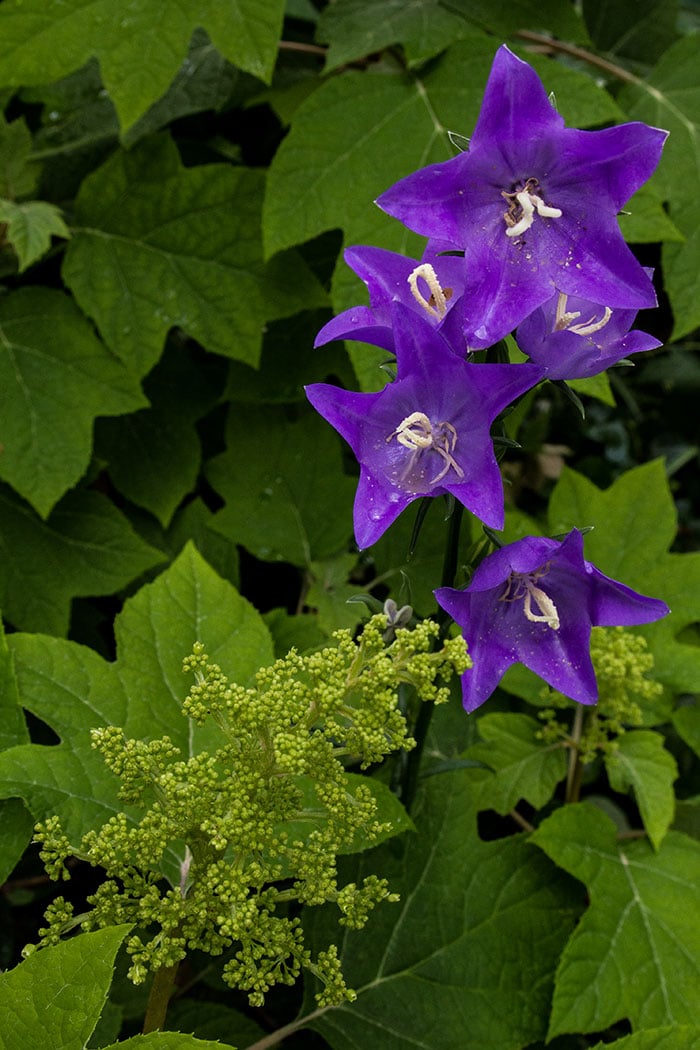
xmin=376 ymin=45 xmax=667 ymax=349
xmin=515 ymin=279 xmax=662 ymax=379
xmin=306 ymin=304 xmax=542 ymax=548
xmin=435 ymin=529 xmax=669 ymax=712
xmin=314 ymin=242 xmax=467 ymax=355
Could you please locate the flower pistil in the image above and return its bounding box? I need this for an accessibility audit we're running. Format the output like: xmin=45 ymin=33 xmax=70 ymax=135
xmin=386 ymin=411 xmax=465 ymax=485
xmin=503 ymin=177 xmax=562 ymax=238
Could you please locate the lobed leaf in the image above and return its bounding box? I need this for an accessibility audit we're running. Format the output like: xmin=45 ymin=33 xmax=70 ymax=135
xmin=604 ymin=730 xmax=678 ymax=850
xmin=0 ymin=199 xmax=70 ymax=272
xmin=0 ymin=0 xmax=286 ymax=130
xmin=0 ymin=926 xmax=131 ymax=1050
xmin=63 ymin=134 xmax=327 ymax=378
xmin=532 ymin=803 xmax=700 ymax=1037
xmin=302 ymin=768 xmax=581 ymax=1050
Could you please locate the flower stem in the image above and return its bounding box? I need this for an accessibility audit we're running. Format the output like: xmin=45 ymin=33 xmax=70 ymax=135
xmin=401 ymin=502 xmax=465 ymax=810
xmin=565 ymin=705 xmax=585 ymax=804
xmin=142 ymin=960 xmax=180 ymax=1034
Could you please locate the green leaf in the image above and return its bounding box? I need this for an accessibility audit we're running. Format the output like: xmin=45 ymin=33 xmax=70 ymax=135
xmin=589 ymin=1029 xmax=700 ymax=1050
xmin=0 ymin=485 xmax=164 ymax=635
xmin=604 ymin=730 xmax=678 ymax=849
xmin=465 ymin=712 xmax=568 ymax=813
xmin=448 ymin=0 xmax=591 ymax=42
xmin=0 ymin=543 xmax=273 ymax=857
xmin=0 ymin=798 xmax=34 ymax=886
xmin=618 ymin=185 xmax=684 ymax=244
xmin=165 ymin=1000 xmax=264 ymax=1047
xmin=582 ymin=0 xmax=680 ymax=63
xmin=618 ymin=35 xmax=700 ymax=339
xmin=0 ymin=617 xmax=29 ymax=751
xmin=102 ymin=1034 xmax=235 ymax=1049
xmin=0 ymin=287 xmax=146 ymax=517
xmin=0 ymin=0 xmax=286 ymax=130
xmin=0 ymin=115 xmax=37 ymax=199
xmin=316 ymin=0 xmax=474 ymax=70
xmin=207 ymin=405 xmax=356 ymax=566
xmin=263 ymin=35 xmax=499 ymax=260
xmin=305 ymin=554 xmax=366 ymax=633
xmin=96 ymin=342 xmax=222 ymax=528
xmin=0 ymin=926 xmax=131 ymax=1050
xmin=548 ymin=460 xmax=700 ymax=693
xmin=302 ymin=768 xmax=581 ymax=1050
xmin=568 ymin=371 xmax=616 ymax=407
xmin=532 ymin=803 xmax=700 ymax=1037
xmin=63 ymin=135 xmax=327 ymax=378
xmin=0 ymin=199 xmax=70 ymax=271
xmin=673 ymin=703 xmax=700 ymax=759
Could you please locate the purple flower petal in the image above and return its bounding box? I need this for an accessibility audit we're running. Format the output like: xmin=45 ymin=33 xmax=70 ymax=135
xmin=435 ymin=529 xmax=669 ymax=711
xmin=376 ymin=45 xmax=667 ymax=348
xmin=306 ymin=304 xmax=543 ymax=548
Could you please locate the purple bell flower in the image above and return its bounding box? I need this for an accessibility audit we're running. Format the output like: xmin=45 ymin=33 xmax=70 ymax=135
xmin=435 ymin=529 xmax=669 ymax=711
xmin=515 ymin=279 xmax=662 ymax=379
xmin=314 ymin=242 xmax=468 ymax=355
xmin=306 ymin=304 xmax=542 ymax=548
xmin=376 ymin=45 xmax=667 ymax=349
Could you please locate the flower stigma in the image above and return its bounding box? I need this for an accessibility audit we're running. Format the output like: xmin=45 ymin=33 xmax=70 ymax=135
xmin=407 ymin=264 xmax=453 ymax=321
xmin=554 ymin=291 xmax=612 ymax=336
xmin=500 ymin=566 xmax=560 ymax=630
xmin=386 ymin=411 xmax=465 ymax=485
xmin=503 ymin=177 xmax=562 ymax=238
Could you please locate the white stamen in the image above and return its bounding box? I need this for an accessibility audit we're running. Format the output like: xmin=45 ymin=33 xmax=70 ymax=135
xmin=568 ymin=307 xmax=613 ymax=337
xmin=407 ymin=264 xmax=449 ymax=321
xmin=504 ymin=181 xmax=562 ymax=238
xmin=386 ymin=411 xmax=464 ymax=484
xmin=554 ymin=293 xmax=613 ymax=337
xmin=523 ymin=584 xmax=560 ymax=630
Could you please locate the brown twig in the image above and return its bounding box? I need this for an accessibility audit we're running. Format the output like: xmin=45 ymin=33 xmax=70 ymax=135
xmin=514 ymin=30 xmax=641 ymax=87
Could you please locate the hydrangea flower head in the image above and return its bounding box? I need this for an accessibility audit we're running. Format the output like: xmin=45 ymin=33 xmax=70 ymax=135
xmin=376 ymin=45 xmax=667 ymax=349
xmin=306 ymin=304 xmax=542 ymax=548
xmin=314 ymin=243 xmax=467 ymax=355
xmin=515 ymin=281 xmax=662 ymax=379
xmin=435 ymin=529 xmax=669 ymax=711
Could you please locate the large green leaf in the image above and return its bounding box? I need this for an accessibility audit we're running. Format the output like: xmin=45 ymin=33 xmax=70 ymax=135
xmin=63 ymin=134 xmax=328 ymax=378
xmin=582 ymin=0 xmax=680 ymax=63
xmin=532 ymin=803 xmax=700 ymax=1038
xmin=465 ymin=712 xmax=568 ymax=813
xmin=207 ymin=405 xmax=356 ymax=566
xmin=0 ymin=0 xmax=286 ymax=130
xmin=590 ymin=1029 xmax=700 ymax=1050
xmin=0 ymin=926 xmax=131 ymax=1050
xmin=548 ymin=460 xmax=700 ymax=693
xmin=0 ymin=287 xmax=146 ymax=517
xmin=0 ymin=486 xmax=164 ymax=635
xmin=300 ymin=768 xmax=581 ymax=1050
xmin=0 ymin=543 xmax=274 ymax=851
xmin=604 ymin=730 xmax=678 ymax=850
xmin=618 ymin=34 xmax=700 ymax=339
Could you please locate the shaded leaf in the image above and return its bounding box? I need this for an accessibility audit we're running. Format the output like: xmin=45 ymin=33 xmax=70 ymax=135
xmin=63 ymin=135 xmax=327 ymax=378
xmin=590 ymin=1028 xmax=700 ymax=1050
xmin=0 ymin=199 xmax=69 ymax=271
xmin=0 ymin=287 xmax=146 ymax=517
xmin=0 ymin=926 xmax=130 ymax=1050
xmin=673 ymin=703 xmax=700 ymax=759
xmin=0 ymin=798 xmax=34 ymax=886
xmin=0 ymin=0 xmax=286 ymax=130
xmin=618 ymin=185 xmax=684 ymax=244
xmin=302 ymin=768 xmax=581 ymax=1050
xmin=305 ymin=554 xmax=366 ymax=633
xmin=0 ymin=485 xmax=164 ymax=635
xmin=465 ymin=712 xmax=568 ymax=813
xmin=532 ymin=803 xmax=700 ymax=1037
xmin=207 ymin=405 xmax=356 ymax=566
xmin=582 ymin=0 xmax=680 ymax=63
xmin=604 ymin=729 xmax=678 ymax=849
xmin=0 ymin=115 xmax=37 ymax=199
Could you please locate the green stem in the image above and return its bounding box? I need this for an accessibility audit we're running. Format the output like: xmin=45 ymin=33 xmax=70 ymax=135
xmin=565 ymin=706 xmax=585 ymax=804
xmin=142 ymin=960 xmax=180 ymax=1034
xmin=400 ymin=502 xmax=465 ymax=810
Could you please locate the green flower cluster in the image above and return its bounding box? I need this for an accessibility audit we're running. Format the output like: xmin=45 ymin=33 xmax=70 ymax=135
xmin=32 ymin=614 xmax=468 ymax=1007
xmin=538 ymin=626 xmax=663 ymax=762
